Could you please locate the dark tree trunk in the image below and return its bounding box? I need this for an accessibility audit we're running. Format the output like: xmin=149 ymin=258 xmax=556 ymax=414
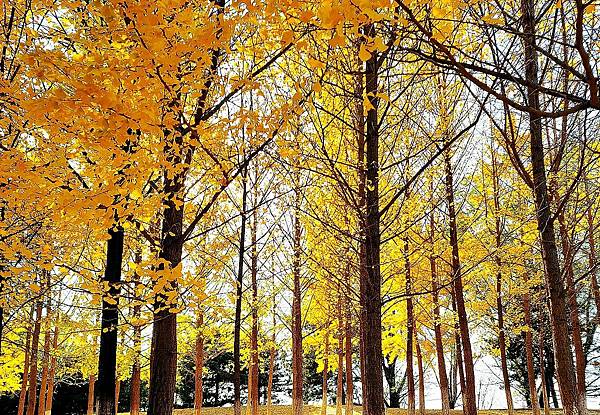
xmin=429 ymin=208 xmax=450 ymax=415
xmin=195 ymin=311 xmax=204 ymax=415
xmin=522 ymin=275 xmax=540 ymax=415
xmin=444 ymin=147 xmax=477 ymax=415
xmin=130 ymin=252 xmax=142 ymax=415
xmin=17 ymin=306 xmax=33 ymax=415
xmin=383 ymin=357 xmax=399 ymax=408
xmin=250 ymin=198 xmax=259 ymax=415
xmin=520 ymin=1 xmax=581 ymax=414
xmin=404 ymin=235 xmax=415 ymax=415
xmin=148 ymin=164 xmax=185 ymax=415
xmin=415 ymin=330 xmax=425 ymax=415
xmin=291 ymin=188 xmax=303 ymax=415
xmin=360 ymin=21 xmax=384 ymax=415
xmin=97 ymin=227 xmax=124 ymax=415
xmin=491 ymin=149 xmax=515 ymax=415
xmin=25 ymin=296 xmax=43 ymax=415
xmin=234 ymin=166 xmax=248 ymax=415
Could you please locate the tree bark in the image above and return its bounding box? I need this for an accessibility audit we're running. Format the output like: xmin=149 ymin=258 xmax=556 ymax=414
xmin=344 ymin=289 xmax=353 ymax=415
xmin=587 ymin=206 xmax=600 ymax=320
xmin=250 ymin=196 xmax=259 ymax=415
xmin=557 ymin=214 xmax=587 ymax=407
xmin=148 ymin=162 xmax=185 ymax=415
xmin=25 ymin=297 xmax=43 ymax=415
xmin=291 ymin=187 xmax=304 ymax=415
xmin=415 ymin=329 xmax=425 ymax=415
xmin=336 ymin=290 xmax=344 ymax=415
xmin=195 ymin=311 xmax=204 ymax=415
xmin=404 ymin=235 xmax=415 ymax=415
xmin=520 ymin=1 xmax=581 ymax=414
xmin=130 ymin=252 xmax=142 ymax=415
xmin=267 ymin=285 xmax=277 ymax=415
xmin=444 ymin=146 xmax=477 ymax=415
xmin=539 ymin=325 xmax=551 ymax=415
xmin=37 ymin=311 xmax=52 ymax=415
xmin=97 ymin=227 xmax=124 ymax=415
xmin=491 ymin=148 xmax=515 ymax=415
xmin=115 ymin=379 xmax=121 ymax=413
xmin=45 ymin=322 xmax=59 ymax=415
xmin=322 ymin=323 xmax=330 ymax=415
xmin=87 ymin=375 xmax=96 ymax=415
xmin=234 ymin=166 xmax=248 ymax=415
xmin=360 ymin=21 xmax=385 ymax=415
xmin=17 ymin=306 xmax=33 ymax=415
xmin=523 ymin=274 xmax=540 ymax=415
xmin=429 ymin=210 xmax=450 ymax=415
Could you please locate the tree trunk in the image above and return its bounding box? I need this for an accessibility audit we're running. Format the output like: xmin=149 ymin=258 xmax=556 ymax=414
xmin=404 ymin=235 xmax=415 ymax=415
xmin=45 ymin=322 xmax=59 ymax=415
xmin=491 ymin=148 xmax=515 ymax=415
xmin=450 ymin=290 xmax=466 ymax=410
xmin=97 ymin=227 xmax=124 ymax=415
xmin=250 ymin=198 xmax=259 ymax=415
xmin=444 ymin=146 xmax=477 ymax=415
xmin=344 ymin=290 xmax=353 ymax=415
xmin=195 ymin=311 xmax=204 ymax=415
xmin=87 ymin=375 xmax=96 ymax=415
xmin=148 ymin=164 xmax=185 ymax=415
xmin=115 ymin=379 xmax=121 ymax=413
xmin=429 ymin=211 xmax=450 ymax=415
xmin=557 ymin=214 xmax=587 ymax=406
xmin=336 ymin=291 xmax=344 ymax=415
xmin=587 ymin=207 xmax=600 ymax=319
xmin=267 ymin=288 xmax=277 ymax=415
xmin=233 ymin=166 xmax=248 ymax=415
xmin=520 ymin=1 xmax=581 ymax=414
xmin=37 ymin=313 xmax=52 ymax=415
xmin=415 ymin=330 xmax=425 ymax=415
xmin=360 ymin=21 xmax=385 ymax=415
xmin=17 ymin=306 xmax=33 ymax=415
xmin=383 ymin=357 xmax=399 ymax=408
xmin=291 ymin=189 xmax=304 ymax=415
xmin=523 ymin=275 xmax=540 ymax=415
xmin=322 ymin=324 xmax=330 ymax=415
xmin=130 ymin=252 xmax=142 ymax=415
xmin=25 ymin=297 xmax=43 ymax=415
xmin=539 ymin=325 xmax=551 ymax=415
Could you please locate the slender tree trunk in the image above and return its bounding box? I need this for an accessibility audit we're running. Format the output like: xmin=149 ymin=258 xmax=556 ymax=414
xmin=344 ymin=290 xmax=353 ymax=415
xmin=234 ymin=166 xmax=248 ymax=415
xmin=267 ymin=286 xmax=277 ymax=415
xmin=45 ymin=322 xmax=59 ymax=415
xmin=361 ymin=21 xmax=385 ymax=415
xmin=404 ymin=235 xmax=415 ymax=415
xmin=17 ymin=306 xmax=33 ymax=415
xmin=130 ymin=251 xmax=142 ymax=415
xmin=450 ymin=290 xmax=467 ymax=410
xmin=444 ymin=146 xmax=477 ymax=415
xmin=383 ymin=357 xmax=399 ymax=408
xmin=587 ymin=206 xmax=600 ymax=319
xmin=539 ymin=325 xmax=551 ymax=415
xmin=250 ymin=197 xmax=259 ymax=415
xmin=87 ymin=375 xmax=96 ymax=415
xmin=429 ymin=209 xmax=450 ymax=415
xmin=523 ymin=274 xmax=540 ymax=415
xmin=336 ymin=291 xmax=344 ymax=415
xmin=25 ymin=297 xmax=43 ymax=415
xmin=195 ymin=311 xmax=204 ymax=415
xmin=97 ymin=227 xmax=124 ymax=415
xmin=491 ymin=149 xmax=515 ymax=415
xmin=557 ymin=214 xmax=587 ymax=406
xmin=322 ymin=323 xmax=330 ymax=415
xmin=415 ymin=330 xmax=425 ymax=415
xmin=115 ymin=379 xmax=121 ymax=413
xmin=291 ymin=187 xmax=304 ymax=415
xmin=37 ymin=313 xmax=52 ymax=415
xmin=520 ymin=1 xmax=581 ymax=414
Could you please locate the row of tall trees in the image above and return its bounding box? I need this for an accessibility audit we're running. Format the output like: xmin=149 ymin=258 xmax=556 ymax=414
xmin=1 ymin=1 xmax=599 ymax=415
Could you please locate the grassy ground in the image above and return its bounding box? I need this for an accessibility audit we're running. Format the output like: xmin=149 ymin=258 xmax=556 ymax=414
xmin=118 ymin=405 xmax=600 ymax=415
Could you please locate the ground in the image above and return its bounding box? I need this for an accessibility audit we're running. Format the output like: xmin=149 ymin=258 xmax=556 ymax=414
xmin=117 ymin=406 xmax=600 ymax=415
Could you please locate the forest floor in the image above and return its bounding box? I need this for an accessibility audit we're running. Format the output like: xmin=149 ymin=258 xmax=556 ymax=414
xmin=117 ymin=406 xmax=600 ymax=415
